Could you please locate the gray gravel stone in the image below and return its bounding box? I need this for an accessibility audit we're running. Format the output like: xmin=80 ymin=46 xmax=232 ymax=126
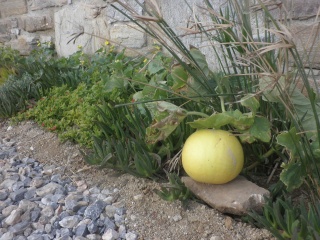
xmin=0 ymin=138 xmax=133 ymax=240
xmin=10 ymin=188 xmax=28 ymax=202
xmin=59 ymin=215 xmax=80 ymax=228
xmin=84 ymin=200 xmax=106 ymax=220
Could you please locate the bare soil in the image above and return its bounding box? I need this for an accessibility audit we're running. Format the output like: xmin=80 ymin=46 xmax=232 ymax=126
xmin=0 ymin=120 xmax=275 ymax=240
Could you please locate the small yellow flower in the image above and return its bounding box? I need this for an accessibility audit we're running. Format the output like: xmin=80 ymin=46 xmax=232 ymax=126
xmin=104 ymin=40 xmax=110 ymax=46
xmin=143 ymin=58 xmax=148 ymax=63
xmin=80 ymin=60 xmax=85 ymax=65
xmin=77 ymin=45 xmax=83 ymax=49
xmin=37 ymin=41 xmax=41 ymax=47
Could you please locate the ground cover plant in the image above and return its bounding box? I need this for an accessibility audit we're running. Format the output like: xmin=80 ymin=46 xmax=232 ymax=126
xmin=1 ymin=0 xmax=320 ymax=238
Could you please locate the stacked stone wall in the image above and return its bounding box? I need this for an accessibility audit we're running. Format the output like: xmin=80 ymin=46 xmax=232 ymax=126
xmin=0 ymin=0 xmax=319 ymax=71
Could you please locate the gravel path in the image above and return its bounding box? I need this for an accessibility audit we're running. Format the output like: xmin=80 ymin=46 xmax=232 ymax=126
xmin=0 ymin=137 xmax=137 ymax=240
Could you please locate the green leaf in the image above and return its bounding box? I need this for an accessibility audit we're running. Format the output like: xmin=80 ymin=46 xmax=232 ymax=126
xmin=241 ymin=116 xmax=271 ymax=143
xmin=189 ymin=47 xmax=212 ymax=78
xmin=142 ymin=79 xmax=169 ymax=99
xmin=280 ymin=161 xmax=305 ymax=192
xmin=240 ymin=94 xmax=260 ymax=116
xmin=277 ymin=127 xmax=302 ymax=159
xmin=148 ymin=59 xmax=165 ymax=75
xmin=289 ymin=87 xmax=320 ymax=139
xmin=188 ymin=112 xmax=234 ymax=129
xmin=145 ymin=101 xmax=187 ymax=144
xmin=188 ymin=109 xmax=254 ymax=130
xmin=105 ymin=75 xmax=126 ymax=92
xmin=170 ymin=64 xmax=188 ymax=91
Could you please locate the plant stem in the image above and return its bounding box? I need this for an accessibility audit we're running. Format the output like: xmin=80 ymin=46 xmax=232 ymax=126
xmin=219 ymin=96 xmax=226 ymax=112
xmin=186 ymin=111 xmax=209 ymax=118
xmin=244 ymin=148 xmax=276 ymax=171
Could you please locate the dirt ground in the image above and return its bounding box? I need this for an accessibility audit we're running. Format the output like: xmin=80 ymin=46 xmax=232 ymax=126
xmin=0 ymin=120 xmax=275 ymax=240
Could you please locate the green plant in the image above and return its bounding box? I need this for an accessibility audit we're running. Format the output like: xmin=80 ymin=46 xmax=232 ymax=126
xmin=249 ymin=196 xmax=320 ymax=240
xmin=0 ymin=46 xmax=21 ymax=85
xmin=154 ymin=172 xmax=195 ymax=203
xmin=84 ymin=103 xmax=162 ymax=178
xmin=14 ymin=45 xmax=146 ymax=145
xmin=0 ymin=43 xmax=85 ymax=118
xmin=108 ymin=1 xmax=320 ymax=238
xmin=111 ymin=0 xmax=320 ymax=194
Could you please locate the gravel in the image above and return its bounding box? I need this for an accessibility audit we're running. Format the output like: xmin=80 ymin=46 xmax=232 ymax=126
xmin=0 ymin=137 xmax=138 ymax=240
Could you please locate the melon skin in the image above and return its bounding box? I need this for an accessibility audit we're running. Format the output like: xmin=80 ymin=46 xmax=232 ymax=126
xmin=182 ymin=129 xmax=244 ymax=184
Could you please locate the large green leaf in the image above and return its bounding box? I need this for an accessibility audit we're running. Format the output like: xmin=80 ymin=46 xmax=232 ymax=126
xmin=280 ymin=161 xmax=305 ymax=192
xmin=240 ymin=94 xmax=260 ymax=116
xmin=142 ymin=79 xmax=169 ymax=99
xmin=105 ymin=75 xmax=127 ymax=92
xmin=189 ymin=47 xmax=212 ymax=78
xmin=239 ymin=116 xmax=271 ymax=143
xmin=145 ymin=101 xmax=187 ymax=144
xmin=148 ymin=58 xmax=165 ymax=75
xmin=170 ymin=64 xmax=188 ymax=91
xmin=289 ymin=87 xmax=320 ymax=139
xmin=277 ymin=127 xmax=302 ymax=159
xmin=188 ymin=109 xmax=254 ymax=130
xmin=261 ymin=76 xmax=320 ymax=140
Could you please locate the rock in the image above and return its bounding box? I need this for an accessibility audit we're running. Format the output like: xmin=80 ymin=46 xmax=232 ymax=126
xmin=74 ymin=224 xmax=89 ymax=237
xmin=210 ymin=236 xmax=223 ymax=240
xmin=59 ymin=216 xmax=80 ymax=228
xmin=2 ymin=205 xmax=18 ymax=217
xmin=8 ymin=220 xmax=30 ymax=234
xmin=118 ymin=225 xmax=126 ymax=238
xmin=84 ymin=200 xmax=106 ymax=220
xmin=54 ymin=3 xmax=109 ymax=57
xmin=102 ymin=229 xmax=119 ymax=240
xmin=28 ymin=0 xmax=68 ymax=11
xmin=0 ymin=0 xmax=28 ymax=18
xmin=125 ymin=232 xmax=138 ymax=240
xmin=10 ymin=187 xmax=27 ymax=202
xmin=0 ymin=189 xmax=8 ymax=200
xmin=18 ymin=15 xmax=54 ymax=33
xmin=110 ymin=23 xmax=146 ymax=49
xmin=224 ymin=216 xmax=233 ymax=230
xmin=182 ymin=176 xmax=269 ymax=215
xmin=104 ymin=205 xmax=117 ymax=218
xmin=36 ymin=182 xmax=62 ymax=197
xmin=4 ymin=209 xmax=22 ymax=226
xmin=172 ymin=214 xmax=182 ymax=222
xmin=0 ymin=232 xmax=14 ymax=240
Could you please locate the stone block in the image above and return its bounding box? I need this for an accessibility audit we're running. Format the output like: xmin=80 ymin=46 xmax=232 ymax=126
xmin=9 ymin=35 xmax=38 ymax=55
xmin=182 ymin=176 xmax=269 ymax=216
xmin=0 ymin=20 xmax=9 ymax=34
xmin=54 ymin=3 xmax=109 ymax=57
xmin=18 ymin=15 xmax=54 ymax=33
xmin=0 ymin=34 xmax=10 ymax=43
xmin=28 ymin=0 xmax=68 ymax=11
xmin=284 ymin=0 xmax=320 ymax=20
xmin=0 ymin=0 xmax=27 ymax=18
xmin=106 ymin=0 xmax=144 ymax=24
xmin=110 ymin=23 xmax=146 ymax=48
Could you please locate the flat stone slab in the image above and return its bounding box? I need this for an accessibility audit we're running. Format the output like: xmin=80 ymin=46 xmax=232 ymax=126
xmin=182 ymin=176 xmax=269 ymax=216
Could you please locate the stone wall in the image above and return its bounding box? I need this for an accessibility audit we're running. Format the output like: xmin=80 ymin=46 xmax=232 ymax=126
xmin=0 ymin=0 xmax=319 ymax=70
